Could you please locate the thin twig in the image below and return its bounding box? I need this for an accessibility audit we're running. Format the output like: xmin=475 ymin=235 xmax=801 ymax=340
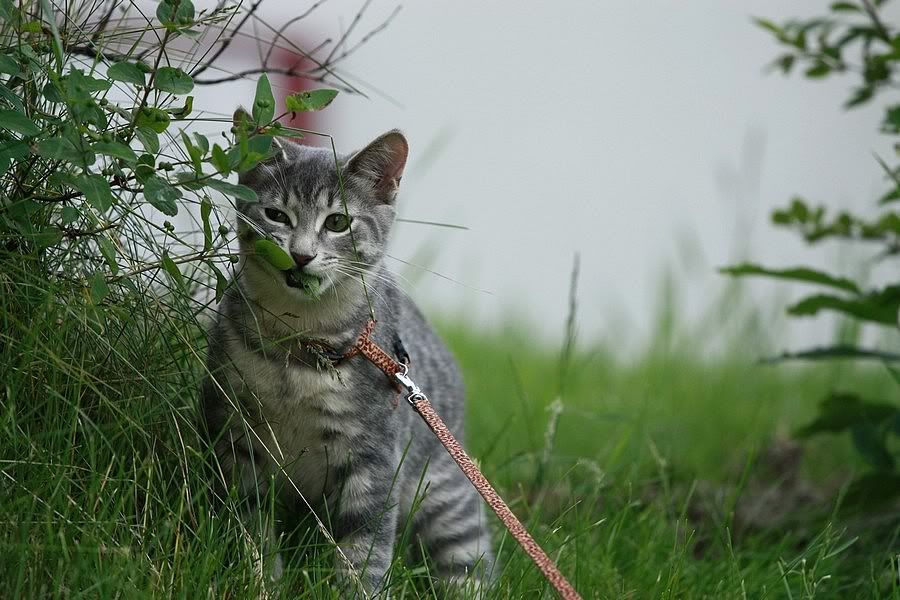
xmin=189 ymin=0 xmax=265 ymax=78
xmin=860 ymin=0 xmax=891 ymax=43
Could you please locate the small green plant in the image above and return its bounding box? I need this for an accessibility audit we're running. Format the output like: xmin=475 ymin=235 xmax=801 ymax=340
xmin=0 ymin=0 xmax=365 ymax=594
xmin=0 ymin=0 xmax=341 ymax=300
xmin=723 ymin=0 xmax=900 ymax=506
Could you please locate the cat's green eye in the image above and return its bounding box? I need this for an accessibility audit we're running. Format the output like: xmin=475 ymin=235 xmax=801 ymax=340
xmin=264 ymin=208 xmax=291 ymax=225
xmin=323 ymin=213 xmax=351 ymax=233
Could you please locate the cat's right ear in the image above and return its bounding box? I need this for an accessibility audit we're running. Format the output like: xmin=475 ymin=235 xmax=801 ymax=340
xmin=346 ymin=130 xmax=408 ymax=204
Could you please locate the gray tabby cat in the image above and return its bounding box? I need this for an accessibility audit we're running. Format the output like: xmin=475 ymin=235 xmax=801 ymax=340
xmin=200 ymin=126 xmax=494 ymax=595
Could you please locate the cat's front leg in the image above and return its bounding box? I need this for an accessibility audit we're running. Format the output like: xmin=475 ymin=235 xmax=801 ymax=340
xmin=332 ymin=447 xmax=400 ymax=597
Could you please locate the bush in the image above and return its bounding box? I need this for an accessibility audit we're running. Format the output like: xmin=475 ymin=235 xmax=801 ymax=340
xmin=0 ymin=0 xmax=346 ymax=593
xmin=723 ymin=0 xmax=900 ymax=508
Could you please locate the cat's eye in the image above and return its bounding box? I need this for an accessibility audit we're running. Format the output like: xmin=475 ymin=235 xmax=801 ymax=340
xmin=323 ymin=213 xmax=351 ymax=233
xmin=264 ymin=208 xmax=291 ymax=225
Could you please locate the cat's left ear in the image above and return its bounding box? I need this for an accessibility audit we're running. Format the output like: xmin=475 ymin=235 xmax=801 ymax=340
xmin=346 ymin=130 xmax=408 ymax=204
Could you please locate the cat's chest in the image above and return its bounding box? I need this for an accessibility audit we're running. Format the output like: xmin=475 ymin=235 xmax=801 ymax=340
xmin=229 ymin=338 xmax=362 ymax=494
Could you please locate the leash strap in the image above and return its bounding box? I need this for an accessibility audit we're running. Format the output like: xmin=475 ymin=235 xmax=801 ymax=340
xmin=349 ymin=321 xmax=582 ymax=600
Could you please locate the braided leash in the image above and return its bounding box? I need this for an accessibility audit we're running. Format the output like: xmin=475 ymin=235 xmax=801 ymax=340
xmin=346 ymin=321 xmax=582 ymax=600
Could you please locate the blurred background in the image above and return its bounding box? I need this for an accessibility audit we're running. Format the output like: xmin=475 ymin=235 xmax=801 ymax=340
xmin=188 ymin=0 xmax=894 ymax=348
xmin=5 ymin=2 xmax=900 ymax=595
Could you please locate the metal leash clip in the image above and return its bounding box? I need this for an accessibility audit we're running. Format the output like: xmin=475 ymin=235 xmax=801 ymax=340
xmin=395 ymin=365 xmax=426 ymax=405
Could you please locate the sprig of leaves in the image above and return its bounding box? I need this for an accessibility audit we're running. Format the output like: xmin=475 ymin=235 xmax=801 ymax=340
xmin=725 ymin=0 xmax=900 ymax=509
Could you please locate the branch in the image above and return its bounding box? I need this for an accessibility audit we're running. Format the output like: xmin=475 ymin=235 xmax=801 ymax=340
xmin=193 ymin=66 xmax=357 ymax=92
xmin=262 ymin=0 xmax=331 ymax=68
xmin=189 ymin=0 xmax=266 ymax=78
xmin=860 ymin=0 xmax=892 ymax=43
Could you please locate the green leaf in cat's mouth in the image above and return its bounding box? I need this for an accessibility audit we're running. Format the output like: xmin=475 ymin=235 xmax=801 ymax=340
xmin=285 ymin=267 xmax=321 ymax=297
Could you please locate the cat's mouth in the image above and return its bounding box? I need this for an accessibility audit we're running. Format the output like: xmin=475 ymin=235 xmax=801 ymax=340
xmin=284 ymin=267 xmax=322 ymax=297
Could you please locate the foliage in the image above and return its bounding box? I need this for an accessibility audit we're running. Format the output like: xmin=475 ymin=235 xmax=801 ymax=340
xmin=724 ymin=0 xmax=900 ymax=507
xmin=0 ymin=0 xmax=362 ymax=595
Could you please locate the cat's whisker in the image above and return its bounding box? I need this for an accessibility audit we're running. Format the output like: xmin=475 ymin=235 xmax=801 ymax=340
xmin=384 ymin=253 xmax=493 ymax=295
xmin=332 ymin=266 xmax=405 ymax=293
xmin=331 ymin=266 xmax=398 ymax=292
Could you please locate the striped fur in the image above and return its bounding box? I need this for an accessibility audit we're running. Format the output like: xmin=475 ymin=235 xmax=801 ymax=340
xmin=201 ymin=131 xmax=494 ymax=596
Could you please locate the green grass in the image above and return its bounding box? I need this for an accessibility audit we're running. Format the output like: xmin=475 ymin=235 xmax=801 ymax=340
xmin=446 ymin=323 xmax=896 ymax=599
xmin=2 ymin=250 xmax=897 ymax=599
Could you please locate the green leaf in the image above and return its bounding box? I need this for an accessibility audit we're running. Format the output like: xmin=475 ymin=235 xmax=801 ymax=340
xmin=0 ymin=82 xmax=25 ymax=111
xmin=842 ymin=472 xmax=900 ymax=510
xmin=247 ymin=134 xmax=273 ymax=157
xmin=134 ymin=126 xmax=160 ymax=154
xmin=225 ymin=134 xmax=274 ymax=173
xmin=135 ymin=107 xmax=171 ymax=133
xmin=174 ymin=171 xmax=206 ymax=191
xmin=134 ymin=153 xmax=156 ymax=182
xmin=60 ymin=205 xmax=79 ymax=225
xmin=19 ymin=20 xmax=41 ymax=33
xmin=884 ymin=105 xmax=900 ymax=134
xmin=208 ymin=261 xmax=228 ymax=302
xmin=180 ymin=131 xmax=203 ymax=175
xmin=34 ymin=138 xmax=82 ymax=162
xmin=254 ymin=239 xmax=294 ymax=270
xmin=753 ymin=17 xmax=784 ymax=37
xmin=200 ymin=196 xmax=212 ymax=250
xmin=156 ymin=0 xmax=194 ymax=29
xmin=0 ymin=139 xmax=28 ymax=163
xmin=763 ymin=345 xmax=900 ymax=364
xmin=170 ymin=96 xmax=193 ymax=118
xmin=67 ymin=69 xmax=111 ymax=93
xmin=830 ymin=2 xmax=861 ymax=11
xmin=851 ymin=422 xmax=895 ymax=469
xmin=285 ymin=88 xmax=339 ymax=113
xmin=845 ymin=85 xmax=874 ymax=109
xmin=772 ymin=54 xmax=795 ymax=75
xmin=89 ymin=272 xmax=109 ymax=304
xmin=0 ymin=0 xmax=19 ymax=23
xmin=878 ymin=186 xmax=900 ymax=205
xmin=91 ymin=141 xmax=138 ymax=164
xmin=41 ymin=80 xmax=64 ymax=104
xmin=719 ymin=263 xmax=860 ymax=293
xmin=805 ymin=62 xmax=831 ymax=78
xmin=204 ymin=178 xmax=258 ymax=203
xmin=210 ymin=144 xmax=230 ymax=175
xmin=143 ymin=175 xmax=182 ymax=216
xmin=0 ymin=54 xmax=20 ymax=76
xmin=269 ymin=125 xmax=306 ymax=138
xmin=40 ymin=0 xmax=63 ymax=73
xmin=252 ymin=74 xmax=275 ymax=124
xmin=161 ymin=251 xmax=184 ymax=287
xmin=73 ymin=174 xmax=113 ymax=212
xmin=154 ymin=67 xmax=193 ymax=94
xmin=796 ymin=393 xmax=897 ymax=437
xmin=108 ymin=61 xmax=146 ymax=86
xmin=788 ymin=287 xmax=900 ymax=326
xmin=98 ymin=237 xmax=119 ymax=274
xmin=300 ymin=273 xmax=321 ymax=297
xmin=30 ymin=226 xmax=63 ymax=248
xmin=193 ymin=132 xmax=209 ymax=154
xmin=0 ymin=110 xmax=39 ymax=136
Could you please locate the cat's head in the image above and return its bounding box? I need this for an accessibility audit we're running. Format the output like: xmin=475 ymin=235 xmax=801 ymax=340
xmin=233 ymin=126 xmax=408 ymax=306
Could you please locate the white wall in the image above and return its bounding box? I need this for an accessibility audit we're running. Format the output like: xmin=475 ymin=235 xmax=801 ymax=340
xmin=192 ymin=1 xmax=895 ymax=347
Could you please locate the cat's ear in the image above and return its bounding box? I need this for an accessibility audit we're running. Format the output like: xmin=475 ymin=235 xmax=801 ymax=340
xmin=346 ymin=130 xmax=408 ymax=204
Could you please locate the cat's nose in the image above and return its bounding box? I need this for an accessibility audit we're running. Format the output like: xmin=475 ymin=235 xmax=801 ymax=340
xmin=291 ymin=253 xmax=316 ymax=268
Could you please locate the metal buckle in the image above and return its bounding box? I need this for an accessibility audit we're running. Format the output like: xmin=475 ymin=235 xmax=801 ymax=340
xmin=394 ymin=368 xmax=426 ymax=405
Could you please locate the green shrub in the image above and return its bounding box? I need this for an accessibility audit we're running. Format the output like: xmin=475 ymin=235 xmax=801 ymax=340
xmin=0 ymin=0 xmax=341 ymax=593
xmin=724 ymin=0 xmax=900 ymax=508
